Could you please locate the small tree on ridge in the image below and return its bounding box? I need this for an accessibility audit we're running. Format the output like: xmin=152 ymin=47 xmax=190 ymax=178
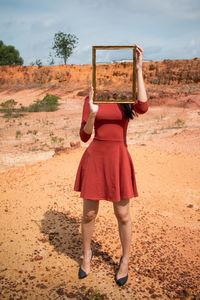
xmin=52 ymin=31 xmax=78 ymax=65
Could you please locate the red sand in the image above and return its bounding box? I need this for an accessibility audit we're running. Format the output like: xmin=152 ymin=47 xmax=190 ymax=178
xmin=0 ymin=62 xmax=199 ymax=298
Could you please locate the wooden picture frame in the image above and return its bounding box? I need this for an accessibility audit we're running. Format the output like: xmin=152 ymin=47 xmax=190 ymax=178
xmin=92 ymin=45 xmax=137 ymax=103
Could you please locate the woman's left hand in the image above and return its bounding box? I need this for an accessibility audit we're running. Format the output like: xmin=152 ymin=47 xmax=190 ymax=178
xmin=135 ymin=44 xmax=144 ymax=71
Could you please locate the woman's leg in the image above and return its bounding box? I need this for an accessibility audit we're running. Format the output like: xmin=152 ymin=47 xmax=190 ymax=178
xmin=113 ymin=199 xmax=132 ymax=280
xmin=80 ymin=198 xmax=99 ymax=274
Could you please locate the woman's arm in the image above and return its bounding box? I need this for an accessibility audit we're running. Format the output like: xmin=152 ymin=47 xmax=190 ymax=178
xmin=137 ymin=68 xmax=147 ymax=103
xmin=132 ymin=44 xmax=148 ymax=114
xmin=79 ymin=87 xmax=99 ymax=142
xmin=80 ymin=96 xmax=95 ymax=142
xmin=80 ymin=111 xmax=96 ymax=142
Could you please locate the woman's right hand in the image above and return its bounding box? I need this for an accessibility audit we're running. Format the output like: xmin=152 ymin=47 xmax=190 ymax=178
xmin=89 ymin=85 xmax=99 ymax=115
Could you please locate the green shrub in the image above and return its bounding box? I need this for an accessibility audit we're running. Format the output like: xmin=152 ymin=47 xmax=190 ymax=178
xmin=33 ymin=130 xmax=38 ymax=135
xmin=0 ymin=99 xmax=24 ymax=118
xmin=0 ymin=99 xmax=17 ymax=117
xmin=16 ymin=130 xmax=23 ymax=138
xmin=27 ymin=93 xmax=60 ymax=112
xmin=26 ymin=130 xmax=32 ymax=134
xmin=175 ymin=118 xmax=185 ymax=127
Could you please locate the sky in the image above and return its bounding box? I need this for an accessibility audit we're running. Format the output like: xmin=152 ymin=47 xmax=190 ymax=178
xmin=0 ymin=0 xmax=200 ymax=65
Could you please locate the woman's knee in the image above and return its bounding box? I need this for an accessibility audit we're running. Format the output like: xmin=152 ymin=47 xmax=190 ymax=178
xmin=115 ymin=211 xmax=131 ymax=224
xmin=82 ymin=209 xmax=98 ymax=223
xmin=113 ymin=199 xmax=131 ymax=224
xmin=82 ymin=199 xmax=99 ymax=223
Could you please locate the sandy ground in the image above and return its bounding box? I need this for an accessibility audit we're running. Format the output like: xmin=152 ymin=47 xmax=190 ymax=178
xmin=0 ymin=89 xmax=200 ymax=299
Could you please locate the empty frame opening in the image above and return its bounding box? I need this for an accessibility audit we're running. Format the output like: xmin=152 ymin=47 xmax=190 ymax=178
xmin=92 ymin=46 xmax=136 ymax=103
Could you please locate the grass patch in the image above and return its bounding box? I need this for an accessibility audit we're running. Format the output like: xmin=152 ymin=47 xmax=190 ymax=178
xmin=0 ymin=99 xmax=24 ymax=118
xmin=174 ymin=118 xmax=185 ymax=127
xmin=16 ymin=130 xmax=23 ymax=139
xmin=27 ymin=94 xmax=60 ymax=112
xmin=0 ymin=93 xmax=60 ymax=119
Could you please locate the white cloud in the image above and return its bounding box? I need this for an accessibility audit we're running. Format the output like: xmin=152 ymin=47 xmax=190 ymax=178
xmin=42 ymin=19 xmax=55 ymax=29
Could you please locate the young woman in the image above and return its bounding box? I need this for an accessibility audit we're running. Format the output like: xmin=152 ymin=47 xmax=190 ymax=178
xmin=74 ymin=45 xmax=148 ymax=286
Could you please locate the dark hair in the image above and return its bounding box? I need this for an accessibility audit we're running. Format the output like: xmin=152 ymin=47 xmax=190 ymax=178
xmin=120 ymin=103 xmax=138 ymax=120
xmin=112 ymin=93 xmax=138 ymax=120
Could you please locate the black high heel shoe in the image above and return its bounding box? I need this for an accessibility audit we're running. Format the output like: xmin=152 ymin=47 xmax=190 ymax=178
xmin=115 ymin=256 xmax=128 ymax=286
xmin=78 ymin=249 xmax=93 ymax=279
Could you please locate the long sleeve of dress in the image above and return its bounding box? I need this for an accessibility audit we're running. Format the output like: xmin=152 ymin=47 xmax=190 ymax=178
xmin=132 ymin=99 xmax=149 ymax=114
xmin=80 ymin=96 xmax=92 ymax=143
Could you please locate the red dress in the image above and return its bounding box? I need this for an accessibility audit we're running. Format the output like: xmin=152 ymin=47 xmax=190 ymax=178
xmin=73 ymin=96 xmax=149 ymax=202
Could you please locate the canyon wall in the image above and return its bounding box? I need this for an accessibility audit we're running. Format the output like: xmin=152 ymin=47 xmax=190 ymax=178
xmin=0 ymin=58 xmax=199 ymax=90
xmin=0 ymin=58 xmax=200 ymax=107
